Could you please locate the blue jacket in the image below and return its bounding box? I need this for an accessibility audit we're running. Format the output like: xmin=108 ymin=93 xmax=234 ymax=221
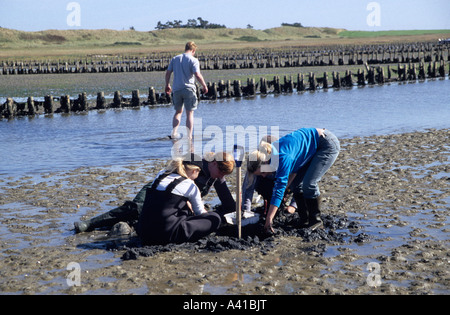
xmin=270 ymin=128 xmax=320 ymax=207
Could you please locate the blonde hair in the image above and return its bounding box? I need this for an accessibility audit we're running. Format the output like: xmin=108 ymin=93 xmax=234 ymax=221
xmin=204 ymin=152 xmax=235 ymax=175
xmin=247 ymin=142 xmax=273 ymax=173
xmin=185 ymin=41 xmax=198 ymax=52
xmin=166 ymin=158 xmax=201 ymax=178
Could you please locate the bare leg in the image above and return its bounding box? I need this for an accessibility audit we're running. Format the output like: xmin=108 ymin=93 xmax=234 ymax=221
xmin=185 ymin=110 xmax=194 ymax=140
xmin=186 ymin=110 xmax=195 ymax=152
xmin=172 ymin=108 xmax=183 ymax=138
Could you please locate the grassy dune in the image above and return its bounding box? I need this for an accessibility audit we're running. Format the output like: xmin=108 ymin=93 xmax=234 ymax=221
xmin=1 ymin=26 xmax=449 ymax=60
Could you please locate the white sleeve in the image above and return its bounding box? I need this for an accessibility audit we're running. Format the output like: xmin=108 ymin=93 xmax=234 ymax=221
xmin=173 ymin=179 xmax=205 ymax=215
xmin=187 ymin=181 xmax=206 ymax=215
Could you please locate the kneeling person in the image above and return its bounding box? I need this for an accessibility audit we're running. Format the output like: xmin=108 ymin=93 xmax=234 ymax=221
xmin=137 ymin=154 xmax=221 ymax=245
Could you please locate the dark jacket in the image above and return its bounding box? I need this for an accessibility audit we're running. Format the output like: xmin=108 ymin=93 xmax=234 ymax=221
xmin=137 ymin=172 xmax=221 ymax=245
xmin=133 ymin=159 xmax=235 ymax=212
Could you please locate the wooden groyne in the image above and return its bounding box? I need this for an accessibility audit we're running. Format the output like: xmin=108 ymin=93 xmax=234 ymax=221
xmin=1 ymin=62 xmax=448 ymax=119
xmin=1 ymin=42 xmax=449 ymax=75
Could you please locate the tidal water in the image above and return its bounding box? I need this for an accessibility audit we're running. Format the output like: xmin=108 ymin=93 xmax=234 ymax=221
xmin=1 ymin=78 xmax=449 ymax=177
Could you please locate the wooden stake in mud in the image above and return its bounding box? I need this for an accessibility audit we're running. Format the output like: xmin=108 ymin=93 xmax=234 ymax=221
xmin=233 ymin=145 xmax=245 ymax=239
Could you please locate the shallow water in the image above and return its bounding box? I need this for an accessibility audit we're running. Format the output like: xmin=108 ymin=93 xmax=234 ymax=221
xmin=1 ymin=78 xmax=449 ymax=177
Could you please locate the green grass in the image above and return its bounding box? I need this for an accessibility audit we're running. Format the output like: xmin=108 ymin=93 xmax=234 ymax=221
xmin=113 ymin=41 xmax=142 ymax=46
xmin=0 ymin=26 xmax=325 ymax=47
xmin=1 ymin=26 xmax=449 ymax=61
xmin=235 ymin=36 xmax=262 ymax=42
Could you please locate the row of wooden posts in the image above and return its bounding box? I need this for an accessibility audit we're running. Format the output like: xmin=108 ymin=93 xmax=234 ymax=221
xmin=1 ymin=42 xmax=449 ymax=75
xmin=1 ymin=62 xmax=448 ymax=119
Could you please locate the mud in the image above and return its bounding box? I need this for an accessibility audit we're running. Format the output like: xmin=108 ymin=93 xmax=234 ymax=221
xmin=0 ymin=129 xmax=448 ymax=295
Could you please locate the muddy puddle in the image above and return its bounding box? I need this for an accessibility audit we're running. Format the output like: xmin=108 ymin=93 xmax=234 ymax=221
xmin=0 ymin=129 xmax=448 ymax=295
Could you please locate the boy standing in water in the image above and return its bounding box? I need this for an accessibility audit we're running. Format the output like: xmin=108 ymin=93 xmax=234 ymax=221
xmin=165 ymin=42 xmax=208 ymax=141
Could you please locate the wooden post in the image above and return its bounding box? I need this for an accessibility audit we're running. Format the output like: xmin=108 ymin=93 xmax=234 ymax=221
xmin=131 ymin=90 xmax=140 ymax=107
xmin=113 ymin=91 xmax=122 ymax=108
xmin=27 ymin=96 xmax=36 ymax=115
xmin=367 ymin=66 xmax=375 ymax=84
xmin=97 ymin=92 xmax=106 ymax=109
xmin=218 ymin=80 xmax=226 ymax=98
xmin=210 ymin=82 xmax=218 ymax=100
xmin=357 ymin=69 xmax=365 ymax=86
xmin=5 ymin=98 xmax=15 ymax=117
xmin=346 ymin=70 xmax=353 ymax=86
xmin=323 ymin=72 xmax=329 ymax=89
xmin=309 ymin=72 xmax=316 ymax=90
xmin=165 ymin=92 xmax=172 ymax=104
xmin=273 ymin=76 xmax=280 ymax=94
xmin=418 ymin=63 xmax=425 ymax=80
xmin=376 ymin=67 xmax=385 ymax=84
xmin=226 ymin=80 xmax=232 ymax=98
xmin=398 ymin=64 xmax=406 ymax=81
xmin=284 ymin=76 xmax=293 ymax=93
xmin=236 ymin=165 xmax=242 ymax=239
xmin=148 ymin=87 xmax=157 ymax=105
xmin=438 ymin=61 xmax=445 ymax=77
xmin=260 ymin=77 xmax=267 ymax=94
xmin=233 ymin=145 xmax=244 ymax=239
xmin=44 ymin=95 xmax=54 ymax=114
xmin=233 ymin=80 xmax=242 ymax=97
xmin=247 ymin=78 xmax=256 ymax=96
xmin=431 ymin=61 xmax=437 ymax=78
xmin=297 ymin=73 xmax=305 ymax=91
xmin=60 ymin=95 xmax=71 ymax=113
xmin=332 ymin=71 xmax=341 ymax=88
xmin=79 ymin=92 xmax=88 ymax=111
xmin=409 ymin=64 xmax=417 ymax=81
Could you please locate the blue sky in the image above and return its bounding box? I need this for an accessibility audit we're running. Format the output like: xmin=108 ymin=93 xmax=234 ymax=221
xmin=1 ymin=0 xmax=449 ymax=32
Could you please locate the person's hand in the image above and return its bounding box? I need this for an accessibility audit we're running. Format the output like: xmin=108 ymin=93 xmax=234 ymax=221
xmin=264 ymin=219 xmax=274 ymax=234
xmin=186 ymin=201 xmax=194 ymax=214
xmin=286 ymin=206 xmax=296 ymax=214
xmin=201 ymin=86 xmax=208 ymax=95
xmin=165 ymin=85 xmax=172 ymax=95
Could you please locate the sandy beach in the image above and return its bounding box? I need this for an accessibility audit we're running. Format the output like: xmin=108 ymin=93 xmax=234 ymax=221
xmin=0 ymin=128 xmax=448 ymax=295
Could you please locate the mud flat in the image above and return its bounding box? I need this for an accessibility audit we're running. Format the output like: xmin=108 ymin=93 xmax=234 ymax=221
xmin=0 ymin=129 xmax=448 ymax=295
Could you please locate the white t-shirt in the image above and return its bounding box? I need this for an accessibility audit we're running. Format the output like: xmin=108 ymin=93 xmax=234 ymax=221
xmin=168 ymin=53 xmax=200 ymax=92
xmin=154 ymin=171 xmax=206 ymax=215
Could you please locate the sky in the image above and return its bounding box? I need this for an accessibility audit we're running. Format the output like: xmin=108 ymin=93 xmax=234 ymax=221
xmin=1 ymin=0 xmax=449 ymax=32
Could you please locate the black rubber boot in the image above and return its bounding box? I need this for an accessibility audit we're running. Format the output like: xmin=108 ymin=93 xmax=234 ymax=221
xmin=293 ymin=192 xmax=309 ymax=228
xmin=304 ymin=197 xmax=324 ymax=230
xmin=74 ymin=201 xmax=140 ymax=233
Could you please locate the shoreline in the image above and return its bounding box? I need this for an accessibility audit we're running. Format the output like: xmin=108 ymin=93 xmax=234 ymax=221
xmin=0 ymin=128 xmax=449 ymax=295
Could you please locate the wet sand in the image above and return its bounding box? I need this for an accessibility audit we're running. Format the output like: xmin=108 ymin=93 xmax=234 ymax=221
xmin=0 ymin=128 xmax=448 ymax=295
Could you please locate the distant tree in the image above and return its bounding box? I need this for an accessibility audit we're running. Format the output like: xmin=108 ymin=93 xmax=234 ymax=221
xmin=173 ymin=20 xmax=183 ymax=28
xmin=186 ymin=19 xmax=198 ymax=28
xmin=154 ymin=17 xmax=226 ymax=30
xmin=197 ymin=17 xmax=209 ymax=29
xmin=247 ymin=24 xmax=254 ymax=29
xmin=156 ymin=21 xmax=164 ymax=30
xmin=129 ymin=26 xmax=135 ymax=31
xmin=281 ymin=22 xmax=304 ymax=27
